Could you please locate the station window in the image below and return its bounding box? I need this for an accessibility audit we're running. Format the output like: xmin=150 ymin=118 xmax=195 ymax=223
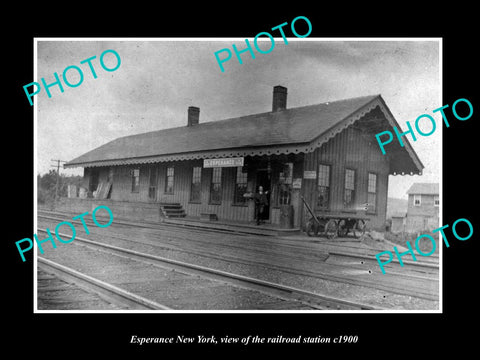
xmin=414 ymin=194 xmax=421 ymax=206
xmin=367 ymin=172 xmax=377 ymax=213
xmin=131 ymin=168 xmax=140 ymax=193
xmin=317 ymin=163 xmax=330 ymax=210
xmin=190 ymin=166 xmax=202 ymax=203
xmin=277 ymin=162 xmax=293 ymax=206
xmin=344 ymin=168 xmax=356 ymax=208
xmin=165 ymin=167 xmax=174 ymax=194
xmin=434 ymin=195 xmax=439 ymax=207
xmin=234 ymin=167 xmax=248 ymax=204
xmin=210 ymin=167 xmax=222 ymax=204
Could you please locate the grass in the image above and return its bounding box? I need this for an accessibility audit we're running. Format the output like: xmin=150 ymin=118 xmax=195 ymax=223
xmin=384 ymin=231 xmax=440 ymax=254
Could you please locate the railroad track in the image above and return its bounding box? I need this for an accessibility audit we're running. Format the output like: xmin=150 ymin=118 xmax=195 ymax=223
xmin=326 ymin=250 xmax=438 ymax=278
xmin=39 ymin=212 xmax=328 ymax=263
xmin=38 ymin=210 xmax=439 ymax=270
xmin=316 ymin=240 xmax=440 ymax=265
xmin=37 ymin=228 xmax=379 ymax=310
xmin=38 ymin=257 xmax=172 ymax=310
xmin=38 ymin=209 xmax=441 ymax=264
xmin=38 ymin=211 xmax=439 ymax=301
xmin=38 ymin=209 xmax=264 ymax=236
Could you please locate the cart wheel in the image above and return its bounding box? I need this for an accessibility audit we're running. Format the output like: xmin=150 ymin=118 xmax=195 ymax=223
xmin=337 ymin=219 xmax=348 ymax=237
xmin=352 ymin=219 xmax=366 ymax=239
xmin=306 ymin=218 xmax=319 ymax=237
xmin=324 ymin=219 xmax=338 ymax=239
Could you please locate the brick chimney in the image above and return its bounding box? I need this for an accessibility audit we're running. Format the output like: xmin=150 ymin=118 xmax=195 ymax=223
xmin=272 ymin=85 xmax=287 ymax=112
xmin=187 ymin=106 xmax=200 ymax=126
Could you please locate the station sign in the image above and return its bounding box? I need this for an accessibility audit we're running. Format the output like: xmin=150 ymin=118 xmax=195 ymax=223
xmin=203 ymin=157 xmax=244 ymax=168
xmin=303 ymin=170 xmax=317 ymax=179
xmin=292 ymin=178 xmax=302 ymax=189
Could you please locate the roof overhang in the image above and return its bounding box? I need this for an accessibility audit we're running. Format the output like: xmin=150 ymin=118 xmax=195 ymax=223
xmin=65 ymin=95 xmax=424 ymax=175
xmin=373 ymin=96 xmax=424 ymax=175
xmin=305 ymin=95 xmax=424 ymax=176
xmin=64 ymin=143 xmax=312 ymax=168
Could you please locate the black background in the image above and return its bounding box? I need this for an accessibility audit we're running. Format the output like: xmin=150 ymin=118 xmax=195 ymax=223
xmin=5 ymin=5 xmax=478 ymax=356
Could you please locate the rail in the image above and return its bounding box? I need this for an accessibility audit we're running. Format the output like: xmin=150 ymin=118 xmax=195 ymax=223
xmin=37 ymin=228 xmax=381 ymax=311
xmin=37 ymin=257 xmax=172 ymax=310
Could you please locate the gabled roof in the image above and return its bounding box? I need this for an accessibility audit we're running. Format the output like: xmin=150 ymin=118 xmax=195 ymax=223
xmin=407 ymin=183 xmax=439 ymax=195
xmin=65 ymin=94 xmax=423 ymax=175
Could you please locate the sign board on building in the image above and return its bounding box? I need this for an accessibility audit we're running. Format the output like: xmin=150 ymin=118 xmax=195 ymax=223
xmin=303 ymin=170 xmax=317 ymax=179
xmin=204 ymin=157 xmax=244 ymax=168
xmin=292 ymin=178 xmax=302 ymax=189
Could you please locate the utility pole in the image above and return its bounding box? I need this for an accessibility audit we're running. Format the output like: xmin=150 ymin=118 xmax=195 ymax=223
xmin=50 ymin=159 xmax=67 ymax=205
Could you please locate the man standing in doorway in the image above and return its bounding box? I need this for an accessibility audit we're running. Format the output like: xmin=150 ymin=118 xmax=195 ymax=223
xmin=254 ymin=186 xmax=269 ymax=225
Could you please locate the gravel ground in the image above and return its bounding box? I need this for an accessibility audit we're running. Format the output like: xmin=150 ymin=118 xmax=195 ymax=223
xmin=37 ymin=268 xmax=124 ymax=310
xmin=39 ymin=242 xmax=317 ymax=310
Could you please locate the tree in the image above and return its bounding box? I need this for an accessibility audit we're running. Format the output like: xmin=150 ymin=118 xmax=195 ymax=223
xmin=37 ymin=171 xmax=84 ymax=205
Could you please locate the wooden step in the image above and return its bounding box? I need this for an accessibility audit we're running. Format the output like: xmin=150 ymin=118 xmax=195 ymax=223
xmin=160 ymin=203 xmax=186 ymax=218
xmin=159 ymin=203 xmax=181 ymax=207
xmin=164 ymin=210 xmax=186 ymax=216
xmin=167 ymin=213 xmax=186 ymax=218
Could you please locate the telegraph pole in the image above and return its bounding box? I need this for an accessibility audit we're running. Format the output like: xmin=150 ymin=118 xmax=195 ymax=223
xmin=50 ymin=159 xmax=67 ymax=204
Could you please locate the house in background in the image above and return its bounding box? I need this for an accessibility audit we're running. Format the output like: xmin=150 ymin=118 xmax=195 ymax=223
xmin=404 ymin=182 xmax=439 ymax=233
xmin=61 ymin=86 xmax=424 ymax=230
xmin=390 ymin=212 xmax=407 ymax=233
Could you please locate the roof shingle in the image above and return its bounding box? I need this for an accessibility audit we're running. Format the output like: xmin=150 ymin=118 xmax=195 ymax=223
xmin=406 ymin=183 xmax=439 ymax=195
xmin=64 ymin=93 xmax=423 ymax=175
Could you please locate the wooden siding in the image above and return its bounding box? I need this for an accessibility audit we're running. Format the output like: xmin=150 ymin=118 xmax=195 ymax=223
xmin=406 ymin=194 xmax=439 ymax=232
xmin=109 ymin=160 xmax=255 ymax=223
xmin=407 ymin=194 xmax=439 ymax=218
xmin=84 ymin=126 xmax=390 ymax=229
xmin=156 ymin=161 xmax=255 ymax=222
xmin=109 ymin=165 xmax=151 ymax=202
xmin=302 ymin=126 xmax=390 ymax=229
xmin=92 ymin=158 xmax=302 ymax=225
xmin=268 ymin=154 xmax=304 ymax=227
xmin=391 ymin=217 xmax=405 ymax=233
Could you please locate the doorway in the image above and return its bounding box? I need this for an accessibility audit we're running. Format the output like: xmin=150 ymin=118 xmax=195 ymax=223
xmin=256 ymin=170 xmax=271 ymax=221
xmin=148 ymin=166 xmax=158 ymax=201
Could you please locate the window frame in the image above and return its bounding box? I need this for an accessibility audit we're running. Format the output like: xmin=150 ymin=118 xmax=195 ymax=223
xmin=165 ymin=166 xmax=174 ymax=194
xmin=343 ymin=168 xmax=356 ymax=209
xmin=276 ymin=162 xmax=293 ymax=206
xmin=131 ymin=168 xmax=140 ymax=193
xmin=316 ymin=163 xmax=331 ymax=210
xmin=434 ymin=195 xmax=439 ymax=207
xmin=233 ymin=167 xmax=248 ymax=206
xmin=209 ymin=167 xmax=222 ymax=205
xmin=414 ymin=194 xmax=421 ymax=206
xmin=367 ymin=172 xmax=377 ymax=214
xmin=189 ymin=166 xmax=202 ymax=203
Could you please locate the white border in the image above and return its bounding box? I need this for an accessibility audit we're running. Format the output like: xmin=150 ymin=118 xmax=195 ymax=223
xmin=33 ymin=39 xmax=39 ymax=312
xmin=33 ymin=37 xmax=443 ymax=314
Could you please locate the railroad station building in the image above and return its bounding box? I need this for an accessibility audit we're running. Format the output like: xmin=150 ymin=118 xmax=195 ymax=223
xmin=62 ymin=86 xmax=423 ymax=230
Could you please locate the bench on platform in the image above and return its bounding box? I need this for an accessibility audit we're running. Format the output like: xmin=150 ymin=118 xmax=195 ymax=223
xmin=200 ymin=213 xmax=218 ymax=221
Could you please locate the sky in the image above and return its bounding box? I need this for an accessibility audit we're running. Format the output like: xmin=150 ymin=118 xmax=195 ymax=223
xmin=36 ymin=38 xmax=441 ymax=199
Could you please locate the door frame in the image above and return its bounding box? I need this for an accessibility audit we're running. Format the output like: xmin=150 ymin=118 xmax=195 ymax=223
xmin=148 ymin=165 xmax=158 ymax=202
xmin=255 ymin=169 xmax=271 ymax=221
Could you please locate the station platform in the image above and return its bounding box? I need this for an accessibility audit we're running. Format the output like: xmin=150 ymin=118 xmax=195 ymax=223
xmin=47 ymin=198 xmax=301 ymax=237
xmin=38 ymin=204 xmax=301 ymax=237
xmin=161 ymin=216 xmax=302 ymax=237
